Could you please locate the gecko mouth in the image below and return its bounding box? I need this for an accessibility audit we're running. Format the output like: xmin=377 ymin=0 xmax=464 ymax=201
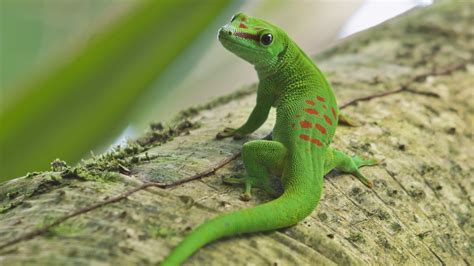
xmin=219 ymin=35 xmax=258 ymax=55
xmin=218 ymin=26 xmax=259 ymax=43
xmin=217 ymin=26 xmax=234 ymax=40
xmin=234 ymin=32 xmax=259 ymax=41
xmin=218 ymin=28 xmax=254 ymax=50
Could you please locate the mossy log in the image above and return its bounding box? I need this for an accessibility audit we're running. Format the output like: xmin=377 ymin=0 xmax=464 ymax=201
xmin=0 ymin=1 xmax=472 ymax=265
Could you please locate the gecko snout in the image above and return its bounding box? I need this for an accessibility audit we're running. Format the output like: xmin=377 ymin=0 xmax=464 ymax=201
xmin=218 ymin=27 xmax=232 ymax=38
xmin=218 ymin=24 xmax=236 ymax=40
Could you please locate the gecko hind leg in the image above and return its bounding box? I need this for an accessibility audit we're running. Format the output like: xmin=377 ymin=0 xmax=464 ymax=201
xmin=223 ymin=140 xmax=286 ymax=201
xmin=328 ymin=149 xmax=378 ymax=188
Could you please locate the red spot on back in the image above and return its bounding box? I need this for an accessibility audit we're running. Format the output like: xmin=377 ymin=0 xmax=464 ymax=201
xmin=304 ymin=108 xmax=319 ymax=116
xmin=311 ymin=138 xmax=323 ymax=146
xmin=315 ymin=123 xmax=327 ymax=134
xmin=331 ymin=107 xmax=337 ymax=120
xmin=239 ymin=23 xmax=248 ymax=29
xmin=305 ymin=100 xmax=315 ymax=106
xmin=324 ymin=115 xmax=333 ymax=125
xmin=317 ymin=96 xmax=325 ymax=102
xmin=299 ymin=134 xmax=324 ymax=147
xmin=300 ymin=120 xmax=312 ymax=128
xmin=299 ymin=134 xmax=310 ymax=141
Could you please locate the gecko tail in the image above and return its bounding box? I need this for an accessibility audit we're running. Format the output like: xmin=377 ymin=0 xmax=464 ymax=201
xmin=161 ymin=183 xmax=322 ymax=266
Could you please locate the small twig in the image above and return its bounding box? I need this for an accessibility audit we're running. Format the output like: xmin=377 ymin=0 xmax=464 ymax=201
xmin=340 ymin=87 xmax=405 ymax=109
xmin=339 ymin=61 xmax=467 ymax=109
xmin=404 ymin=88 xmax=441 ymax=98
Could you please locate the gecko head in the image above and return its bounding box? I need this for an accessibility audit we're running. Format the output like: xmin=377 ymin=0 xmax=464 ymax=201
xmin=218 ymin=13 xmax=288 ymax=66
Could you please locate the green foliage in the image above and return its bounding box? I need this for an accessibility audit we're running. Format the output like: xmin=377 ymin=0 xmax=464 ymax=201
xmin=0 ymin=0 xmax=232 ymax=181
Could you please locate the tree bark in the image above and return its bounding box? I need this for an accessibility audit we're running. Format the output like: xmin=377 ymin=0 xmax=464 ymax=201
xmin=0 ymin=1 xmax=472 ymax=265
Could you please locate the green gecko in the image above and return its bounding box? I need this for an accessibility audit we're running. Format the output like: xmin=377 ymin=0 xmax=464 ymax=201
xmin=162 ymin=13 xmax=376 ymax=265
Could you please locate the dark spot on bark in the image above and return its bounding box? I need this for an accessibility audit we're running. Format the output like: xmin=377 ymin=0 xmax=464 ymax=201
xmin=6 ymin=191 xmax=19 ymax=200
xmin=376 ymin=234 xmax=392 ymax=250
xmin=350 ymin=187 xmax=362 ymax=196
xmin=178 ymin=195 xmax=195 ymax=208
xmin=387 ymin=189 xmax=398 ymax=197
xmin=371 ymin=208 xmax=390 ymax=220
xmin=318 ymin=212 xmax=328 ymax=222
xmin=346 ymin=232 xmax=365 ymax=243
xmin=21 ymin=202 xmax=32 ymax=209
xmin=150 ymin=122 xmax=164 ymax=131
xmin=417 ymin=231 xmax=431 ymax=239
xmin=327 ymin=233 xmax=334 ymax=239
xmin=118 ymin=211 xmax=127 ymax=219
xmin=373 ymin=179 xmax=387 ymax=188
xmin=408 ymin=188 xmax=426 ymax=200
xmin=446 ymin=127 xmax=456 ymax=134
xmin=120 ymin=246 xmax=134 ymax=254
xmin=177 ymin=119 xmax=194 ymax=131
xmin=390 ymin=222 xmax=402 ymax=233
xmin=420 ymin=164 xmax=437 ymax=176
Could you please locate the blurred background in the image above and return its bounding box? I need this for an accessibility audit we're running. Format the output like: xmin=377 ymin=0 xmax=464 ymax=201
xmin=0 ymin=0 xmax=432 ymax=180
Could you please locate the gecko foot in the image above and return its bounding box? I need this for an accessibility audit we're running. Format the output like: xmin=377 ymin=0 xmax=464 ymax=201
xmin=352 ymin=156 xmax=380 ymax=168
xmin=351 ymin=156 xmax=379 ymax=188
xmin=240 ymin=192 xmax=252 ymax=201
xmin=352 ymin=170 xmax=373 ymax=188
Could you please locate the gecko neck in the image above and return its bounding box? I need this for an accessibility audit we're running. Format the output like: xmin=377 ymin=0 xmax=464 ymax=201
xmin=255 ymin=40 xmax=323 ymax=99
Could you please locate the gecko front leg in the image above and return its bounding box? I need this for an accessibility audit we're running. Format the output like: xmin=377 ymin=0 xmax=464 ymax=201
xmin=216 ymin=85 xmax=273 ymax=139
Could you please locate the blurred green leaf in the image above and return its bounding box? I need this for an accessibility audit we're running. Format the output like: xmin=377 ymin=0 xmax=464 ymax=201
xmin=0 ymin=0 xmax=232 ymax=181
xmin=0 ymin=0 xmax=131 ymax=90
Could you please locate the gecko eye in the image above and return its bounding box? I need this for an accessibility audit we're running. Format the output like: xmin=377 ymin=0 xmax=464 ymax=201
xmin=260 ymin=33 xmax=273 ymax=46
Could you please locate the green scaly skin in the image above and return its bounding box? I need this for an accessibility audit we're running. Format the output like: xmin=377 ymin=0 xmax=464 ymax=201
xmin=161 ymin=13 xmax=377 ymax=265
